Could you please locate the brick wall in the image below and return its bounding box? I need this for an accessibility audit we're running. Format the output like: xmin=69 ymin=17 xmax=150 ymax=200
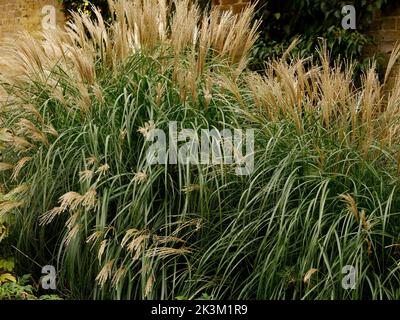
xmin=365 ymin=3 xmax=400 ymax=89
xmin=212 ymin=0 xmax=251 ymax=14
xmin=0 ymin=0 xmax=65 ymax=40
xmin=0 ymin=0 xmax=65 ymax=99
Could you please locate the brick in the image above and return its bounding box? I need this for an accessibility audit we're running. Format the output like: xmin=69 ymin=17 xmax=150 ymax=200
xmin=214 ymin=0 xmax=251 ymax=14
xmin=381 ymin=17 xmax=397 ymax=30
xmin=369 ymin=19 xmax=382 ymax=31
xmin=232 ymin=3 xmax=248 ymax=14
xmin=217 ymin=4 xmax=231 ymax=11
xmin=363 ymin=44 xmax=378 ymax=56
xmin=384 ymin=76 xmax=399 ymax=91
xmin=377 ymin=41 xmax=397 ymax=54
xmin=374 ymin=30 xmax=400 ymax=42
xmin=220 ymin=0 xmax=236 ymax=5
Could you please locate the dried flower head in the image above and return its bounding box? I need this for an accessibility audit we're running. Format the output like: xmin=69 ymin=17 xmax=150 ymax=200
xmin=303 ymin=268 xmax=318 ymax=284
xmin=79 ymin=169 xmax=94 ymax=183
xmin=133 ymin=171 xmax=148 ymax=183
xmin=111 ymin=267 xmax=127 ymax=287
xmin=96 ymin=259 xmax=115 ymax=288
xmin=86 ymin=155 xmax=98 ymax=166
xmin=137 ymin=120 xmax=155 ymax=141
xmin=96 ymin=163 xmax=110 ymax=174
xmin=39 ymin=207 xmax=65 ymax=225
xmin=82 ymin=188 xmax=97 ymax=209
xmin=12 ymin=157 xmax=32 ymax=180
xmin=59 ymin=191 xmax=83 ymax=211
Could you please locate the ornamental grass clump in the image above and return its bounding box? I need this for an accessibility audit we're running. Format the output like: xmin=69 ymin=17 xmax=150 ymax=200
xmin=1 ymin=0 xmax=400 ymax=300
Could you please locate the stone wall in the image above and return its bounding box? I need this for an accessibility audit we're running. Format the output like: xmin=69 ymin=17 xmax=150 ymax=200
xmin=0 ymin=0 xmax=65 ymax=40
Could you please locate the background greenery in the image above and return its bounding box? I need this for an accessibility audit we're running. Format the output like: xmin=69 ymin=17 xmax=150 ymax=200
xmin=250 ymin=0 xmax=393 ymax=69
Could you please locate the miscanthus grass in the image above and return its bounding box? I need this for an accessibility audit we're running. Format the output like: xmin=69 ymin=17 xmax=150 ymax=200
xmin=1 ymin=0 xmax=400 ymax=299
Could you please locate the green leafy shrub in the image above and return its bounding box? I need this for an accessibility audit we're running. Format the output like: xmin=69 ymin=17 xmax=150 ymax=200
xmin=0 ymin=166 xmax=61 ymax=300
xmin=58 ymin=0 xmax=110 ymax=19
xmin=0 ymin=259 xmax=62 ymax=300
xmin=0 ymin=273 xmax=62 ymax=300
xmin=249 ymin=0 xmax=396 ymax=71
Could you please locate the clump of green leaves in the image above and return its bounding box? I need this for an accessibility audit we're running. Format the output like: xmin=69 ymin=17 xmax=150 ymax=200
xmin=0 ymin=190 xmax=61 ymax=300
xmin=0 ymin=260 xmax=61 ymax=300
xmin=58 ymin=0 xmax=110 ymax=19
xmin=250 ymin=0 xmax=395 ymax=71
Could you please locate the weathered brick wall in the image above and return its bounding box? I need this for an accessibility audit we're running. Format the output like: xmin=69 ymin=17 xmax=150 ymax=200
xmin=212 ymin=0 xmax=251 ymax=14
xmin=365 ymin=3 xmax=400 ymax=89
xmin=368 ymin=5 xmax=400 ymax=55
xmin=0 ymin=0 xmax=65 ymax=40
xmin=0 ymin=0 xmax=65 ymax=99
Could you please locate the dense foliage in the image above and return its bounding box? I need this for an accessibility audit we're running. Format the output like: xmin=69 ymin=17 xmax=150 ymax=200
xmin=250 ymin=0 xmax=396 ymax=70
xmin=58 ymin=0 xmax=109 ymax=18
xmin=0 ymin=197 xmax=61 ymax=300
